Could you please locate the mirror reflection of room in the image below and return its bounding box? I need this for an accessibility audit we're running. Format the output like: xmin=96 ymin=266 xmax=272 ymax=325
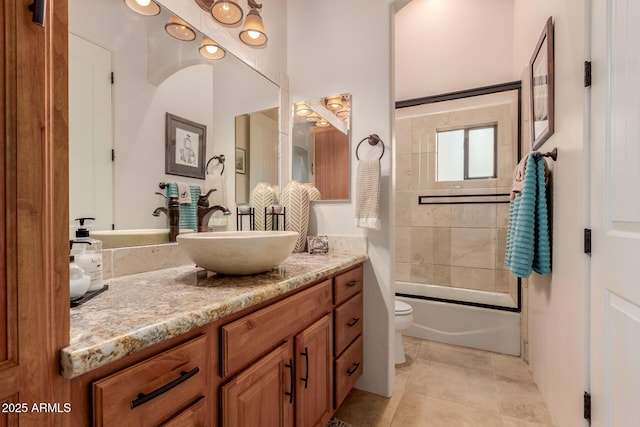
xmin=291 ymin=94 xmax=351 ymax=201
xmin=68 ymin=0 xmax=279 ymax=248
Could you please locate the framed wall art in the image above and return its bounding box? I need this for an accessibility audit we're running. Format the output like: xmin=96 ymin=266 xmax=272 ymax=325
xmin=530 ymin=16 xmax=554 ymax=150
xmin=165 ymin=112 xmax=206 ymax=179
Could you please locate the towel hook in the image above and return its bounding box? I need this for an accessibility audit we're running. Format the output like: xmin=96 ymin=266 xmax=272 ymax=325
xmin=206 ymin=154 xmax=226 ymax=175
xmin=356 ymin=134 xmax=385 ymax=161
xmin=534 ymin=148 xmax=558 ymax=161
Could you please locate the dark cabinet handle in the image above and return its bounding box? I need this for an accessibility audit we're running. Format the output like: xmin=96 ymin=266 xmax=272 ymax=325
xmin=284 ymin=359 xmax=294 ymax=404
xmin=346 ymin=280 xmax=359 ymax=288
xmin=130 ymin=367 xmax=199 ymax=409
xmin=300 ymin=347 xmax=309 ymax=389
xmin=347 ymin=362 xmax=360 ymax=376
xmin=347 ymin=317 xmax=360 ymax=327
xmin=28 ymin=0 xmax=46 ymax=27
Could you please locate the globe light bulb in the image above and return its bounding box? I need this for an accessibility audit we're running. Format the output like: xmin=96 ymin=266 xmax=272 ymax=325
xmin=136 ymin=0 xmax=151 ymax=6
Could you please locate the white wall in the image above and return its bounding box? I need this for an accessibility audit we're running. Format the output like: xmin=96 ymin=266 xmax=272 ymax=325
xmin=288 ymin=0 xmax=395 ymax=397
xmin=394 ymin=0 xmax=515 ymax=101
xmin=513 ymin=2 xmax=587 ymax=426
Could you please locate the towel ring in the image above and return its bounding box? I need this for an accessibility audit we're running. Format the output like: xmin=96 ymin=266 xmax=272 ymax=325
xmin=356 ymin=134 xmax=385 ymax=161
xmin=206 ymin=154 xmax=226 ymax=175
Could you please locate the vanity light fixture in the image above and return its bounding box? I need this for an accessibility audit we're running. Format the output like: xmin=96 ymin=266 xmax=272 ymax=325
xmin=336 ymin=109 xmax=350 ymax=118
xmin=165 ymin=15 xmax=197 ymax=41
xmin=239 ymin=0 xmax=267 ymax=46
xmin=316 ymin=119 xmax=330 ymax=127
xmin=211 ymin=0 xmax=244 ymax=25
xmin=326 ymin=96 xmax=343 ymax=111
xmin=124 ymin=0 xmax=160 ymax=16
xmin=306 ymin=113 xmax=321 ymax=122
xmin=295 ymin=102 xmax=311 ymax=116
xmin=199 ymin=37 xmax=226 ymax=60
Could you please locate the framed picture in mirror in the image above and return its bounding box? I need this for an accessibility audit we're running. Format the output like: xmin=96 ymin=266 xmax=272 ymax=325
xmin=529 ymin=16 xmax=554 ymax=150
xmin=165 ymin=113 xmax=206 ymax=179
xmin=235 ymin=147 xmax=246 ymax=174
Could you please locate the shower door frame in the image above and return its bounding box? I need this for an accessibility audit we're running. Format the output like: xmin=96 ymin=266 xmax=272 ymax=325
xmin=396 ymin=80 xmax=523 ymax=313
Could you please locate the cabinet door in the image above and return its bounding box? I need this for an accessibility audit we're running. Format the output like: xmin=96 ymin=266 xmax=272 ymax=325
xmin=222 ymin=342 xmax=294 ymax=427
xmin=160 ymin=397 xmax=207 ymax=427
xmin=296 ymin=315 xmax=333 ymax=427
xmin=1 ymin=1 xmax=70 ymax=425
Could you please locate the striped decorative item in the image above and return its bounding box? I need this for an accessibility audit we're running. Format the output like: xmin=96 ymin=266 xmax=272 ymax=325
xmin=303 ymin=183 xmax=321 ymax=201
xmin=281 ymin=180 xmax=309 ymax=252
xmin=250 ymin=182 xmax=276 ymax=231
xmin=167 ymin=183 xmax=200 ymax=231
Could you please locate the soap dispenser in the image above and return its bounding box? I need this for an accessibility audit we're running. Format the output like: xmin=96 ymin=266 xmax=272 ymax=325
xmin=70 ymin=217 xmax=104 ymax=292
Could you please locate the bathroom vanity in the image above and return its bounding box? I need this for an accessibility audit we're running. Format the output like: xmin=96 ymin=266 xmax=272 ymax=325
xmin=63 ymin=253 xmax=366 ymax=426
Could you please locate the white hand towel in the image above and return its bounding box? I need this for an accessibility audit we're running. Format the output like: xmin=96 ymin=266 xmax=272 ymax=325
xmin=205 ymin=174 xmax=228 ymax=227
xmin=355 ymin=159 xmax=381 ymax=230
xmin=177 ymin=182 xmax=191 ymax=204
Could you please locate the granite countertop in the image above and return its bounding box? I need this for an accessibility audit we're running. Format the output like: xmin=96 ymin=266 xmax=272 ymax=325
xmin=61 ymin=252 xmax=367 ymax=379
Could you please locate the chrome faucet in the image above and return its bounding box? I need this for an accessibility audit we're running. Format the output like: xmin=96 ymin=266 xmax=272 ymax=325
xmin=152 ymin=192 xmax=180 ymax=242
xmin=197 ymin=189 xmax=231 ymax=232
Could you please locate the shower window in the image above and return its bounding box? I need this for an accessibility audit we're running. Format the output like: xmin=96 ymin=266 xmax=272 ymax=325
xmin=436 ymin=125 xmax=497 ymax=181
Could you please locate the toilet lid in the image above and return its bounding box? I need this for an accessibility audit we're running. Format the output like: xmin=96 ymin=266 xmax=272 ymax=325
xmin=395 ymin=300 xmax=413 ymax=315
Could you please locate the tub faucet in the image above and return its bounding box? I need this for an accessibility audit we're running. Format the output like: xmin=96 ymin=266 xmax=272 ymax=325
xmin=152 ymin=192 xmax=180 ymax=242
xmin=197 ymin=188 xmax=231 ymax=232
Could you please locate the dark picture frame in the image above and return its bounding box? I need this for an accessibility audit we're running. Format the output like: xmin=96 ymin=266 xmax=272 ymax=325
xmin=529 ymin=16 xmax=554 ymax=150
xmin=235 ymin=147 xmax=246 ymax=174
xmin=165 ymin=113 xmax=206 ymax=179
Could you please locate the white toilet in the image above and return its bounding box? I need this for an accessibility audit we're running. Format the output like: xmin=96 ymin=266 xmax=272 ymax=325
xmin=394 ymin=299 xmax=414 ymax=364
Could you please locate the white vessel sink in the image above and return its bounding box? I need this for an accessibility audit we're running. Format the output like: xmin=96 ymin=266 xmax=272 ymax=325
xmin=92 ymin=229 xmax=193 ymax=249
xmin=176 ymin=231 xmax=299 ymax=275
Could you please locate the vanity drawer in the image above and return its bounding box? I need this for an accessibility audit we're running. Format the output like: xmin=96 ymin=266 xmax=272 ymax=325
xmin=333 ymin=265 xmax=363 ymax=305
xmin=334 ymin=335 xmax=363 ymax=409
xmin=160 ymin=396 xmax=207 ymax=427
xmin=222 ymin=279 xmax=332 ymax=377
xmin=334 ymin=293 xmax=363 ymax=357
xmin=93 ymin=335 xmax=208 ymax=427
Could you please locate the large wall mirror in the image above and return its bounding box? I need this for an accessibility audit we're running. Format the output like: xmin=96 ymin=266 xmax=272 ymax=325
xmin=68 ymin=0 xmax=279 ymax=247
xmin=291 ymin=94 xmax=351 ymax=201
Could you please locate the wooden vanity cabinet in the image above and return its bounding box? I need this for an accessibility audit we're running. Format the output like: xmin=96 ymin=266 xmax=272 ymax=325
xmin=332 ymin=265 xmax=364 ymax=409
xmin=70 ymin=262 xmax=364 ymax=427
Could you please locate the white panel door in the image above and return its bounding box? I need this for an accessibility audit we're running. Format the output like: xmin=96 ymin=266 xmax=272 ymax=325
xmin=249 ymin=110 xmax=279 ymax=190
xmin=591 ymin=0 xmax=640 ymax=425
xmin=69 ymin=33 xmax=113 ymax=233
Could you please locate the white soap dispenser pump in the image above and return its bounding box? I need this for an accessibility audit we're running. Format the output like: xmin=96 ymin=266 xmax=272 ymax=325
xmin=70 ymin=217 xmax=104 ymax=292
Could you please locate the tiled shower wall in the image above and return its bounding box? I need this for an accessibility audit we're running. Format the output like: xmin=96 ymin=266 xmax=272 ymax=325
xmin=395 ymin=100 xmax=519 ymax=305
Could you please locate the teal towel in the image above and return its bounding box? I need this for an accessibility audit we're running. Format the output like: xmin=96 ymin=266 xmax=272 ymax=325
xmin=505 ymin=153 xmax=551 ymax=278
xmin=166 ymin=183 xmax=200 ymax=231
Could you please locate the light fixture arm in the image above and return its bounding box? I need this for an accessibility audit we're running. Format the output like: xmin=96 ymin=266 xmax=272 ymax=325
xmin=247 ymin=0 xmax=262 ymax=10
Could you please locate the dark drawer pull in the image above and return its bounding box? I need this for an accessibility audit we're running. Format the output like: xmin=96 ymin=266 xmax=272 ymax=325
xmin=347 ymin=362 xmax=360 ymax=376
xmin=284 ymin=359 xmax=294 ymax=404
xmin=300 ymin=348 xmax=309 ymax=389
xmin=347 ymin=317 xmax=360 ymax=327
xmin=346 ymin=280 xmax=359 ymax=288
xmin=130 ymin=367 xmax=200 ymax=409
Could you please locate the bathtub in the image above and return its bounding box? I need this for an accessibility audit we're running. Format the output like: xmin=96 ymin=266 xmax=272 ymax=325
xmin=395 ymin=281 xmax=521 ymax=356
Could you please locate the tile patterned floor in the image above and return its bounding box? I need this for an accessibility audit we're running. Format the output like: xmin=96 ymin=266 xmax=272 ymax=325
xmin=334 ymin=337 xmax=554 ymax=427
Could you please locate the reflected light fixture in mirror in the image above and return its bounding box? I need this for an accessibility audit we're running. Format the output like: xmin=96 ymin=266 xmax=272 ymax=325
xmin=326 ymin=95 xmax=343 ymax=110
xmin=210 ymin=0 xmax=244 ymax=25
xmin=239 ymin=0 xmax=267 ymax=46
xmin=124 ymin=0 xmax=160 ymax=16
xmin=316 ymin=119 xmax=330 ymax=127
xmin=295 ymin=102 xmax=311 ymax=116
xmin=165 ymin=16 xmax=196 ymax=41
xmin=199 ymin=37 xmax=226 ymax=60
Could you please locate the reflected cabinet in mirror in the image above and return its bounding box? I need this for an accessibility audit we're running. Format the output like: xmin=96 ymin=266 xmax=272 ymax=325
xmin=68 ymin=0 xmax=279 ymax=247
xmin=291 ymin=94 xmax=351 ymax=201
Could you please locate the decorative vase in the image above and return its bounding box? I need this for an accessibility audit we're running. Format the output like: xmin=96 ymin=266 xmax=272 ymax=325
xmin=271 ymin=184 xmax=280 ymax=203
xmin=303 ymin=183 xmax=321 ymax=201
xmin=281 ymin=180 xmax=310 ymax=252
xmin=250 ymin=182 xmax=275 ymax=231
